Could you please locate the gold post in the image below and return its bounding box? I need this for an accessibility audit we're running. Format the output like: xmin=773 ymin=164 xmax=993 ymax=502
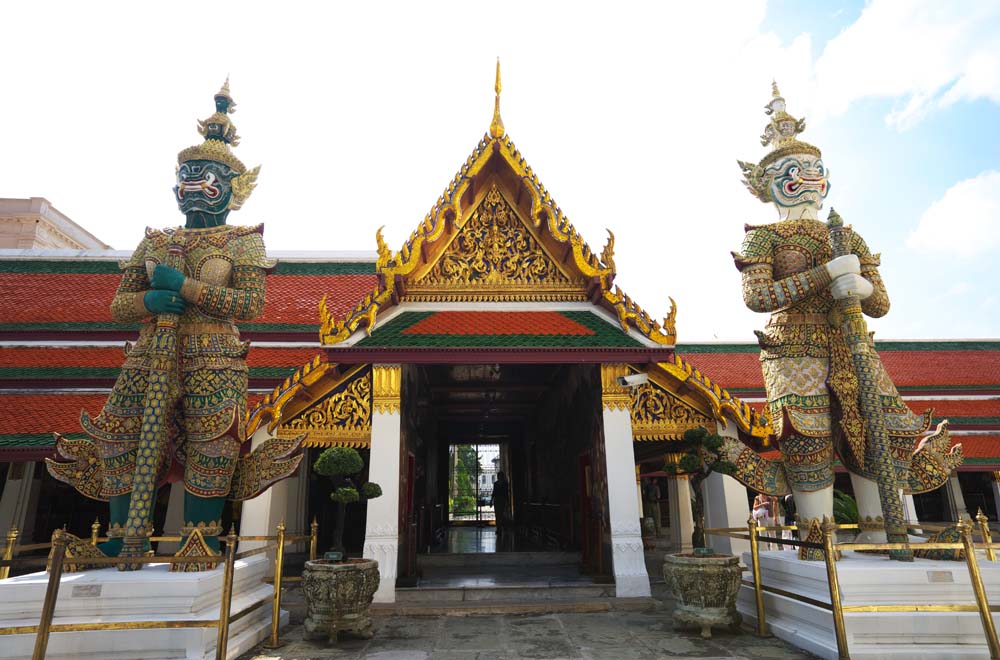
xmin=90 ymin=518 xmax=101 ymax=546
xmin=1 ymin=525 xmax=18 ymax=581
xmin=33 ymin=531 xmax=67 ymax=660
xmin=959 ymin=519 xmax=1000 ymax=658
xmin=822 ymin=517 xmax=850 ymax=660
xmin=747 ymin=516 xmax=768 ymax=636
xmin=215 ymin=525 xmax=238 ymax=660
xmin=309 ymin=517 xmax=318 ymax=562
xmin=264 ymin=521 xmax=286 ymax=649
xmin=976 ymin=508 xmax=996 ymax=562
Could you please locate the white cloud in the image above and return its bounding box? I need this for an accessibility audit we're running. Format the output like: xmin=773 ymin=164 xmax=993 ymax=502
xmin=906 ymin=171 xmax=1000 ymax=256
xmin=813 ymin=0 xmax=1000 ymax=130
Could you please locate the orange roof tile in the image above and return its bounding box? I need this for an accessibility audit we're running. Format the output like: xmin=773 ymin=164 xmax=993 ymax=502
xmin=401 ymin=311 xmax=596 ymax=336
xmin=1 ymin=393 xmax=108 ymax=433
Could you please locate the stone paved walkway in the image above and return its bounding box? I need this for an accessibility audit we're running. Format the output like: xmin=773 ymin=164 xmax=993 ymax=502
xmin=239 ymin=607 xmax=817 ymax=660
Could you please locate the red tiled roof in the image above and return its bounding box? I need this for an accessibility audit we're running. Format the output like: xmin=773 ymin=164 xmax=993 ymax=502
xmin=0 ymin=271 xmax=377 ymax=329
xmin=0 ymin=345 xmax=321 ymax=370
xmin=907 ymin=399 xmax=1000 ymax=420
xmin=955 ymin=436 xmax=1000 ymax=463
xmin=1 ymin=393 xmax=109 ymax=433
xmin=257 ymin=274 xmax=376 ymax=326
xmin=678 ymin=349 xmax=1000 ymax=390
xmin=881 ymin=351 xmax=1000 ymax=389
xmin=401 ymin=311 xmax=596 ymax=336
xmin=0 ymin=273 xmax=119 ymax=324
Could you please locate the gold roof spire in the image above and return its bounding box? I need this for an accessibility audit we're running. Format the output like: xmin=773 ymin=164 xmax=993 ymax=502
xmin=490 ymin=58 xmax=505 ymax=139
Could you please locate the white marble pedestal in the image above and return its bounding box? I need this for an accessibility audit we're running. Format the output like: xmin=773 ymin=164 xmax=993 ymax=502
xmin=0 ymin=554 xmax=286 ymax=659
xmin=738 ymin=550 xmax=1000 ymax=660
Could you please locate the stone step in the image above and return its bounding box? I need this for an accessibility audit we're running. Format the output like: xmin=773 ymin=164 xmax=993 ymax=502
xmin=396 ymin=582 xmax=614 ymax=603
xmin=373 ymin=596 xmax=657 ymax=617
xmin=418 ymin=551 xmax=578 ymax=568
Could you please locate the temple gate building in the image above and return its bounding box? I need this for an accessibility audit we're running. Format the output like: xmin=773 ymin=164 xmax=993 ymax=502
xmin=1 ymin=87 xmax=998 ymax=603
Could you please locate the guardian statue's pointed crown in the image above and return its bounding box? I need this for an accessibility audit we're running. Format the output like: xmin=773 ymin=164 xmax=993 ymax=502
xmin=739 ymin=82 xmax=825 ymax=204
xmin=178 ymin=78 xmax=247 ymax=174
xmin=175 ymin=79 xmax=259 ymax=211
xmin=758 ymin=81 xmax=820 ymax=167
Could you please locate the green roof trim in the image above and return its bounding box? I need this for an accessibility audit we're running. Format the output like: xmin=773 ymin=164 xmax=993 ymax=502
xmin=355 ymin=310 xmax=644 ymax=348
xmin=0 ymin=433 xmax=70 ymax=448
xmin=274 ymin=262 xmax=375 ymax=275
xmin=0 ymin=261 xmax=122 ymax=274
xmin=0 ymin=322 xmax=318 ymax=333
xmin=0 ymin=260 xmax=375 ymax=275
xmin=686 ymin=384 xmax=1000 ymax=394
xmin=0 ymin=366 xmax=301 ymax=380
xmin=677 ymin=341 xmax=1000 ymax=352
xmin=676 ymin=344 xmax=761 ymax=353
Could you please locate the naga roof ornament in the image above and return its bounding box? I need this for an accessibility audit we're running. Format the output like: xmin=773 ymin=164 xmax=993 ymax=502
xmin=177 ymin=78 xmax=260 ymax=210
xmin=739 ymin=82 xmax=821 ymax=203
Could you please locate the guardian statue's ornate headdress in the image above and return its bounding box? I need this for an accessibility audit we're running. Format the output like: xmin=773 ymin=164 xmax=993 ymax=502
xmin=738 ymin=82 xmax=821 ymax=203
xmin=177 ymin=78 xmax=260 ymax=210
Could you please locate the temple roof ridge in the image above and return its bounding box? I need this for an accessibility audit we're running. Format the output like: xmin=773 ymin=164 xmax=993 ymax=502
xmin=318 ymin=104 xmax=676 ymax=348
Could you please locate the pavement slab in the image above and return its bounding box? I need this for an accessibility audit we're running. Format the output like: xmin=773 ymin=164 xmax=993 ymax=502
xmin=238 ymin=599 xmax=817 ymax=660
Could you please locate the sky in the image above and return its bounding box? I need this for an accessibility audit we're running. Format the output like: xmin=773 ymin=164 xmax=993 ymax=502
xmin=2 ymin=0 xmax=998 ymax=341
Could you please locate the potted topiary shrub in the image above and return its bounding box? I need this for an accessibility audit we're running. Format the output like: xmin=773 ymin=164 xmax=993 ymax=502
xmin=302 ymin=446 xmax=382 ymax=642
xmin=661 ymin=426 xmax=743 ymax=639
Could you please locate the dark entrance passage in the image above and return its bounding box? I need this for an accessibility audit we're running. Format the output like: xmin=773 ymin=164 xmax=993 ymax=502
xmin=397 ymin=362 xmax=612 ymax=587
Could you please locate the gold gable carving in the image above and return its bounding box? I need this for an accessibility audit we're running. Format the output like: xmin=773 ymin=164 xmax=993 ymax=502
xmin=278 ymin=370 xmax=372 ymax=448
xmin=631 ymin=381 xmax=715 ymax=441
xmin=406 ymin=185 xmax=588 ymax=302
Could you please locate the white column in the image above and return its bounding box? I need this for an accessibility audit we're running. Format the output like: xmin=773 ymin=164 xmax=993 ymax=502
xmin=669 ymin=476 xmax=694 ymax=553
xmin=157 ymin=482 xmax=187 ymax=553
xmin=290 ymin=464 xmax=309 ymax=553
xmin=0 ymin=462 xmax=39 ymax=538
xmin=364 ymin=365 xmax=401 ymax=603
xmin=600 ymin=365 xmax=651 ymax=598
xmin=705 ymin=419 xmax=752 ymax=556
xmin=703 ymin=473 xmax=751 ymax=556
xmin=239 ymin=426 xmax=293 ymax=572
xmin=992 ymin=477 xmax=1000 ymax=523
xmin=946 ymin=474 xmax=970 ymax=521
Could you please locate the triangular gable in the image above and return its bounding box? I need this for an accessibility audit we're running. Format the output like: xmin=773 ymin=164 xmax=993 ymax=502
xmin=319 ymin=130 xmax=675 ymax=348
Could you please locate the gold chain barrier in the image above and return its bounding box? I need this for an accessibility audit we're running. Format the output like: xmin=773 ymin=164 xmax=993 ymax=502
xmin=706 ymin=509 xmax=1000 ymax=660
xmin=0 ymin=518 xmax=320 ymax=660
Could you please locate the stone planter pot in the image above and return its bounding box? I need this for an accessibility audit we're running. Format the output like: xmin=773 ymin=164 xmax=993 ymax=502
xmin=302 ymin=558 xmax=380 ymax=642
xmin=662 ymin=552 xmax=741 ymax=639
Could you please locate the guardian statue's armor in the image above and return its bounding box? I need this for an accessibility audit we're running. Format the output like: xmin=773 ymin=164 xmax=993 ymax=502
xmin=47 ymin=82 xmax=301 ymax=570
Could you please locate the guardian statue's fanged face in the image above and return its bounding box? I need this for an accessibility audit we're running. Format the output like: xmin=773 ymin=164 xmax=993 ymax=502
xmin=174 ymin=159 xmax=237 ymax=218
xmin=765 ymin=154 xmax=829 ymax=211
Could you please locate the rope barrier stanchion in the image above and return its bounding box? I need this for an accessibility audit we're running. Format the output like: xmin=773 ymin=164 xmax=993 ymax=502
xmin=264 ymin=521 xmax=286 ymax=649
xmin=747 ymin=516 xmax=768 ymax=637
xmin=976 ymin=509 xmax=996 ymax=563
xmin=821 ymin=518 xmax=850 ymax=660
xmin=90 ymin=519 xmax=100 ymax=547
xmin=215 ymin=526 xmax=238 ymax=660
xmin=1 ymin=526 xmax=18 ymax=581
xmin=960 ymin=519 xmax=1000 ymax=659
xmin=310 ymin=517 xmax=318 ymax=561
xmin=32 ymin=531 xmax=68 ymax=660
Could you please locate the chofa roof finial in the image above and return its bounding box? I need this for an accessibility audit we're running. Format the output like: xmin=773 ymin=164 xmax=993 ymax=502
xmin=490 ymin=58 xmax=505 ymax=139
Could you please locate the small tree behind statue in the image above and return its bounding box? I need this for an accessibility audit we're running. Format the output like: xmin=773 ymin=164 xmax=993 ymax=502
xmin=313 ymin=447 xmax=382 ymax=560
xmin=663 ymin=426 xmax=737 ymax=550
